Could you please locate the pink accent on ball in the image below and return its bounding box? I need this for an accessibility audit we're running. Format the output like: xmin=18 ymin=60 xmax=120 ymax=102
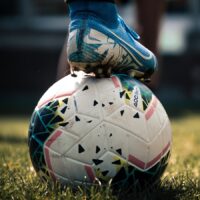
xmin=128 ymin=154 xmax=146 ymax=169
xmin=37 ymin=91 xmax=76 ymax=109
xmin=145 ymin=96 xmax=158 ymax=120
xmin=44 ymin=130 xmax=62 ymax=181
xmin=129 ymin=141 xmax=171 ymax=170
xmin=84 ymin=165 xmax=96 ymax=182
xmin=111 ymin=76 xmax=120 ymax=88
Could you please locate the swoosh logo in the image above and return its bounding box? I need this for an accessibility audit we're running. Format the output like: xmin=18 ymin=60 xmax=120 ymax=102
xmin=105 ymin=28 xmax=154 ymax=60
xmin=83 ymin=28 xmax=156 ymax=68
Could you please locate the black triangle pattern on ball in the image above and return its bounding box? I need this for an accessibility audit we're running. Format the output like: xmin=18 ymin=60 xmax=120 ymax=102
xmin=51 ymin=107 xmax=57 ymax=112
xmin=82 ymin=85 xmax=89 ymax=91
xmin=29 ymin=116 xmax=53 ymax=173
xmin=42 ymin=114 xmax=54 ymax=125
xmin=59 ymin=122 xmax=69 ymax=127
xmin=128 ymin=165 xmax=134 ymax=174
xmin=143 ymin=101 xmax=147 ymax=111
xmin=46 ymin=102 xmax=52 ymax=107
xmin=29 ymin=139 xmax=45 ymax=173
xmin=112 ymin=167 xmax=127 ymax=183
xmin=39 ymin=107 xmax=53 ymax=116
xmin=112 ymin=160 xmax=121 ymax=165
xmin=93 ymin=100 xmax=98 ymax=106
xmin=78 ymin=144 xmax=85 ymax=153
xmin=50 ymin=115 xmax=64 ymax=125
xmin=28 ymin=99 xmax=67 ymax=177
xmin=125 ymin=93 xmax=130 ymax=100
xmin=92 ymin=159 xmax=103 ymax=165
xmin=47 ymin=127 xmax=54 ymax=132
xmin=133 ymin=112 xmax=140 ymax=119
xmin=50 ymin=100 xmax=59 ymax=108
xmin=33 ymin=115 xmax=47 ymax=134
xmin=96 ymin=146 xmax=101 ymax=154
xmin=101 ymin=170 xmax=109 ymax=176
xmin=120 ymin=110 xmax=124 ymax=116
xmin=61 ymin=106 xmax=67 ymax=114
xmin=63 ymin=98 xmax=68 ymax=105
xmin=75 ymin=116 xmax=80 ymax=121
xmin=116 ymin=148 xmax=122 ymax=155
xmin=119 ymin=90 xmax=126 ymax=98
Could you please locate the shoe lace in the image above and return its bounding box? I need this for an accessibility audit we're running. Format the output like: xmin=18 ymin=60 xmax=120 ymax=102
xmin=118 ymin=15 xmax=140 ymax=40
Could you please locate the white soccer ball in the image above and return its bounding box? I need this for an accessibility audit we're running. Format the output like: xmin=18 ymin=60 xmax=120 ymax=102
xmin=28 ymin=73 xmax=172 ymax=187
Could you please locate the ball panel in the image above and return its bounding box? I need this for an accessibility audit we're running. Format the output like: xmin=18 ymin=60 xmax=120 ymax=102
xmin=44 ymin=146 xmax=64 ymax=181
xmin=92 ymin=151 xmax=127 ymax=182
xmin=74 ymin=82 xmax=102 ymax=118
xmin=65 ymin=123 xmax=108 ymax=164
xmin=154 ymin=100 xmax=168 ymax=126
xmin=127 ymin=135 xmax=149 ymax=168
xmin=103 ymin=121 xmax=148 ymax=164
xmin=56 ymin=97 xmax=76 ymax=122
xmin=106 ymin=105 xmax=149 ymax=142
xmin=146 ymin=97 xmax=165 ymax=141
xmin=45 ymin=149 xmax=95 ymax=183
xmin=62 ymin=158 xmax=95 ymax=182
xmin=96 ymin=78 xmax=124 ymax=118
xmin=160 ymin=119 xmax=172 ymax=151
xmin=103 ymin=122 xmax=130 ymax=159
xmin=146 ymin=134 xmax=168 ymax=169
xmin=44 ymin=128 xmax=78 ymax=155
xmin=62 ymin=114 xmax=100 ymax=138
xmin=37 ymin=74 xmax=85 ymax=109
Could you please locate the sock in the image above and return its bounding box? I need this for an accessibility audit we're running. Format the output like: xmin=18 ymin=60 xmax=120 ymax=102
xmin=68 ymin=0 xmax=118 ymax=26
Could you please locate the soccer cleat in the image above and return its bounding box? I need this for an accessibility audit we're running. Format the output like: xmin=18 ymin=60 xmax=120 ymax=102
xmin=67 ymin=14 xmax=157 ymax=79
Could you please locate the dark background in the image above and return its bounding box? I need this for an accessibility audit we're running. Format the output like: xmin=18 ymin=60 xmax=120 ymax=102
xmin=0 ymin=0 xmax=199 ymax=116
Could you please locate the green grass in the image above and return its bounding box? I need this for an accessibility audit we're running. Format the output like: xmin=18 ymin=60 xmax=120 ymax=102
xmin=0 ymin=115 xmax=200 ymax=200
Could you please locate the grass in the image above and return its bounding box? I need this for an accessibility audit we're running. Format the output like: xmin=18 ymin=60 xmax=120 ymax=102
xmin=0 ymin=114 xmax=200 ymax=200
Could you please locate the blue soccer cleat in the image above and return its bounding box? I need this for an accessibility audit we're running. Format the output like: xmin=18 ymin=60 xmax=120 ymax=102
xmin=67 ymin=4 xmax=157 ymax=79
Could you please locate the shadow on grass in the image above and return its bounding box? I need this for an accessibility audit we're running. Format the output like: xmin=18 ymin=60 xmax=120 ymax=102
xmin=44 ymin=175 xmax=200 ymax=200
xmin=115 ymin=176 xmax=200 ymax=200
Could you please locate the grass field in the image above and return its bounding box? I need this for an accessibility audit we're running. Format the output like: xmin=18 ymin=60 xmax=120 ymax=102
xmin=0 ymin=114 xmax=200 ymax=200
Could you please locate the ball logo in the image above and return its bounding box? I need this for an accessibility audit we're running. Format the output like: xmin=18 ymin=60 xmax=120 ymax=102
xmin=133 ymin=87 xmax=139 ymax=108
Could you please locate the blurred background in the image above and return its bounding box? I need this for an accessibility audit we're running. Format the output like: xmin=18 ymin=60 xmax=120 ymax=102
xmin=0 ymin=0 xmax=200 ymax=116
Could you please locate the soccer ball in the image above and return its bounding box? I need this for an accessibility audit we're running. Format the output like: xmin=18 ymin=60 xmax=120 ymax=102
xmin=28 ymin=73 xmax=172 ymax=187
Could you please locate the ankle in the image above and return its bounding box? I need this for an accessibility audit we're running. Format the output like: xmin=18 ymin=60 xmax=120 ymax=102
xmin=68 ymin=1 xmax=118 ymax=26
